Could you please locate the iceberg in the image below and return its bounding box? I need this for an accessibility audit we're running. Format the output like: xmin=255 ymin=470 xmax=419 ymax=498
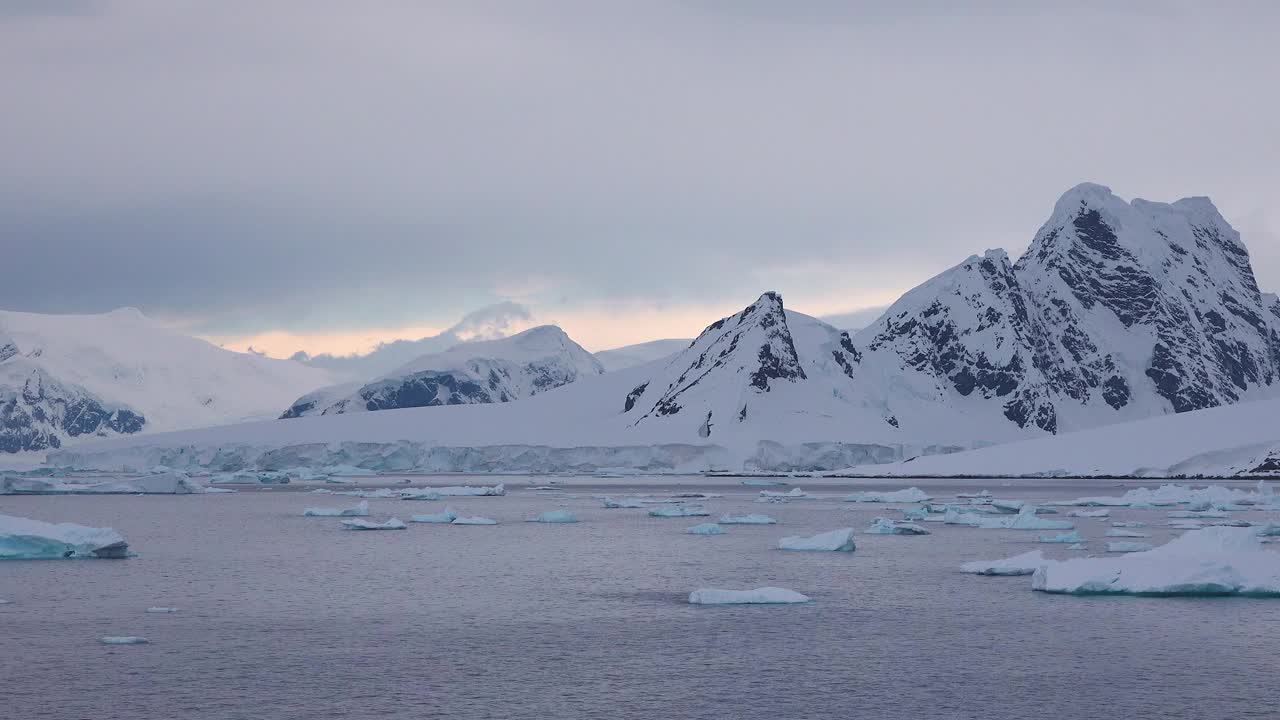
xmin=303 ymin=500 xmax=370 ymax=517
xmin=601 ymin=496 xmax=646 ymax=509
xmin=649 ymin=506 xmax=711 ymax=518
xmin=866 ymin=517 xmax=930 ymax=535
xmin=943 ymin=509 xmax=985 ymax=526
xmin=101 ymin=636 xmax=149 ymax=645
xmin=686 ymin=523 xmax=725 ymax=535
xmin=778 ymin=528 xmax=856 ymax=552
xmin=1052 ymin=484 xmax=1264 ymax=509
xmin=688 ymin=587 xmax=810 ymax=605
xmin=719 ymin=514 xmax=777 ymax=525
xmin=1067 ymin=543 xmax=1087 ymax=550
xmin=1256 ymin=524 xmax=1280 ymax=537
xmin=1 ymin=473 xmax=207 ymax=495
xmin=759 ymin=488 xmax=810 ymax=499
xmin=844 ymin=487 xmax=931 ymax=503
xmin=899 ymin=506 xmax=930 ymax=522
xmin=340 ymin=518 xmax=407 ymax=530
xmin=401 ymin=483 xmax=505 ymax=499
xmin=0 ymin=514 xmax=129 ymax=559
xmin=1068 ymin=509 xmax=1111 ymax=518
xmin=1106 ymin=528 xmax=1151 ymax=538
xmin=451 ymin=516 xmax=498 ymax=525
xmin=978 ymin=507 xmax=1074 ymax=531
xmin=1034 ymin=527 xmax=1280 ymax=596
xmin=410 ymin=507 xmax=459 ymax=524
xmin=528 ymin=510 xmax=578 ymax=524
xmin=1039 ymin=531 xmax=1083 ymax=544
xmin=1106 ymin=542 xmax=1153 ymax=553
xmin=960 ymin=550 xmax=1052 ymax=576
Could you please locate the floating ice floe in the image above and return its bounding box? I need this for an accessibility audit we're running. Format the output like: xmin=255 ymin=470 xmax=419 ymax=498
xmin=1256 ymin=524 xmax=1280 ymax=537
xmin=1168 ymin=510 xmax=1228 ymax=519
xmin=303 ymin=500 xmax=369 ymax=517
xmin=778 ymin=528 xmax=856 ymax=552
xmin=741 ymin=479 xmax=788 ymax=487
xmin=401 ymin=483 xmax=506 ymax=500
xmin=0 ymin=514 xmax=130 ymax=559
xmin=688 ymin=587 xmax=810 ymax=605
xmin=1052 ymin=483 xmax=1273 ymax=509
xmin=866 ymin=517 xmax=931 ymax=535
xmin=719 ymin=514 xmax=776 ymax=525
xmin=211 ymin=471 xmax=289 ymax=485
xmin=1068 ymin=509 xmax=1111 ymax=518
xmin=1067 ymin=543 xmax=1087 ymax=550
xmin=340 ymin=518 xmax=407 ymax=531
xmin=1034 ymin=527 xmax=1280 ymax=596
xmin=1169 ymin=521 xmax=1204 ymax=530
xmin=978 ymin=507 xmax=1074 ymax=531
xmin=101 ymin=636 xmax=149 ymax=645
xmin=600 ymin=496 xmax=646 ymax=509
xmin=960 ymin=550 xmax=1051 ymax=576
xmin=1039 ymin=531 xmax=1083 ymax=544
xmin=899 ymin=506 xmax=930 ymax=522
xmin=943 ymin=509 xmax=985 ymax=526
xmin=1 ymin=472 xmax=208 ymax=495
xmin=528 ymin=510 xmax=578 ymax=524
xmin=1208 ymin=519 xmax=1253 ymax=528
xmin=1110 ymin=521 xmax=1146 ymax=528
xmin=410 ymin=507 xmax=459 ymax=524
xmin=956 ymin=490 xmax=992 ymax=499
xmin=759 ymin=488 xmax=810 ymax=500
xmin=145 ymin=607 xmax=179 ymax=613
xmin=686 ymin=523 xmax=725 ymax=535
xmin=1106 ymin=542 xmax=1153 ymax=553
xmin=649 ymin=506 xmax=710 ymax=518
xmin=451 ymin=516 xmax=498 ymax=525
xmin=844 ymin=487 xmax=931 ymax=504
xmin=1106 ymin=528 xmax=1151 ymax=538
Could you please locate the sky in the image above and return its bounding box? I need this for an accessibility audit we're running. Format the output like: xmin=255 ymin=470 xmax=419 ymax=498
xmin=2 ymin=1 xmax=1278 ymax=355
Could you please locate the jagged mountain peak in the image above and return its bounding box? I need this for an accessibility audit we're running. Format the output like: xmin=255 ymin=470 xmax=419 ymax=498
xmin=622 ymin=292 xmax=808 ymax=427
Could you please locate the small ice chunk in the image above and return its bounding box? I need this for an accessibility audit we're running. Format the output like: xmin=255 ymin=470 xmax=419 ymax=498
xmin=686 ymin=523 xmax=725 ymax=535
xmin=1106 ymin=541 xmax=1153 ymax=553
xmin=1111 ymin=521 xmax=1146 ymax=528
xmin=688 ymin=587 xmax=809 ymax=605
xmin=145 ymin=607 xmax=179 ymax=613
xmin=844 ymin=487 xmax=931 ymax=503
xmin=778 ymin=528 xmax=856 ymax=552
xmin=601 ymin=496 xmax=646 ymax=509
xmin=1256 ymin=524 xmax=1280 ymax=537
xmin=528 ymin=510 xmax=578 ymax=524
xmin=960 ymin=550 xmax=1052 ymax=576
xmin=451 ymin=516 xmax=498 ymax=525
xmin=1168 ymin=510 xmax=1229 ymax=519
xmin=741 ymin=479 xmax=788 ymax=487
xmin=759 ymin=488 xmax=810 ymax=499
xmin=719 ymin=514 xmax=776 ymax=525
xmin=1068 ymin=509 xmax=1111 ymax=518
xmin=866 ymin=517 xmax=930 ymax=535
xmin=956 ymin=490 xmax=992 ymax=499
xmin=943 ymin=509 xmax=985 ymax=526
xmin=303 ymin=500 xmax=369 ymax=517
xmin=1067 ymin=543 xmax=1087 ymax=550
xmin=101 ymin=636 xmax=149 ymax=645
xmin=1 ymin=514 xmax=130 ymax=560
xmin=340 ymin=518 xmax=407 ymax=531
xmin=1039 ymin=531 xmax=1083 ymax=544
xmin=979 ymin=507 xmax=1074 ymax=531
xmin=410 ymin=507 xmax=458 ymax=524
xmin=649 ymin=506 xmax=710 ymax=518
xmin=899 ymin=506 xmax=930 ymax=522
xmin=1169 ymin=521 xmax=1204 ymax=530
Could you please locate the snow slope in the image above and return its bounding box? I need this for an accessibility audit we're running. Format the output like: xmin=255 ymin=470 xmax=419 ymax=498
xmin=594 ymin=338 xmax=689 ymax=372
xmin=281 ymin=325 xmax=603 ymax=417
xmin=853 ymin=395 xmax=1280 ymax=478
xmin=0 ymin=308 xmax=333 ymax=452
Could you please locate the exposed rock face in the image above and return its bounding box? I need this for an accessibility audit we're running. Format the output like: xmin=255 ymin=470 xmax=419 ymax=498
xmin=282 ymin=325 xmax=603 ymax=417
xmin=0 ymin=361 xmax=145 ymax=452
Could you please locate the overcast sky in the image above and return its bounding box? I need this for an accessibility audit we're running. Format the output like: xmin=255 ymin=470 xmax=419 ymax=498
xmin=3 ymin=1 xmax=1278 ymax=354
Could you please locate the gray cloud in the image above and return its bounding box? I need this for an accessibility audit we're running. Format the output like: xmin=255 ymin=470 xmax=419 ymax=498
xmin=1 ymin=1 xmax=1277 ymax=342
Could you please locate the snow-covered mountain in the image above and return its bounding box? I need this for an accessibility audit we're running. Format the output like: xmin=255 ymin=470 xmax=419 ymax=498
xmin=281 ymin=325 xmax=603 ymax=417
xmin=38 ymin=184 xmax=1280 ymax=474
xmin=594 ymin=338 xmax=689 ymax=372
xmin=848 ymin=183 xmax=1280 ymax=435
xmin=0 ymin=308 xmax=333 ymax=453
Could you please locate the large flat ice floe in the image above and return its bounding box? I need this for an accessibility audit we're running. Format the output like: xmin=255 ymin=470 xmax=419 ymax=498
xmin=719 ymin=513 xmax=776 ymax=525
xmin=1033 ymin=527 xmax=1280 ymax=596
xmin=844 ymin=487 xmax=931 ymax=503
xmin=528 ymin=510 xmax=578 ymax=524
xmin=688 ymin=587 xmax=810 ymax=605
xmin=1 ymin=514 xmax=129 ymax=559
xmin=649 ymin=506 xmax=711 ymax=518
xmin=410 ymin=507 xmax=458 ymax=524
xmin=303 ymin=500 xmax=369 ymax=517
xmin=1 ymin=472 xmax=208 ymax=495
xmin=451 ymin=516 xmax=498 ymax=525
xmin=978 ymin=507 xmax=1074 ymax=531
xmin=778 ymin=528 xmax=856 ymax=552
xmin=400 ymin=483 xmax=506 ymax=500
xmin=340 ymin=518 xmax=407 ymax=530
xmin=686 ymin=523 xmax=725 ymax=535
xmin=960 ymin=550 xmax=1052 ymax=576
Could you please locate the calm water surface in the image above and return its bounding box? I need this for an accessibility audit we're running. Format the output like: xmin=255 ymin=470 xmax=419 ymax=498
xmin=2 ymin=476 xmax=1276 ymax=719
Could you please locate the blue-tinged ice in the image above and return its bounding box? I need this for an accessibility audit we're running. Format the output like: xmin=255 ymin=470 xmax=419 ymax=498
xmin=0 ymin=514 xmax=129 ymax=560
xmin=778 ymin=528 xmax=855 ymax=552
xmin=686 ymin=523 xmax=725 ymax=535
